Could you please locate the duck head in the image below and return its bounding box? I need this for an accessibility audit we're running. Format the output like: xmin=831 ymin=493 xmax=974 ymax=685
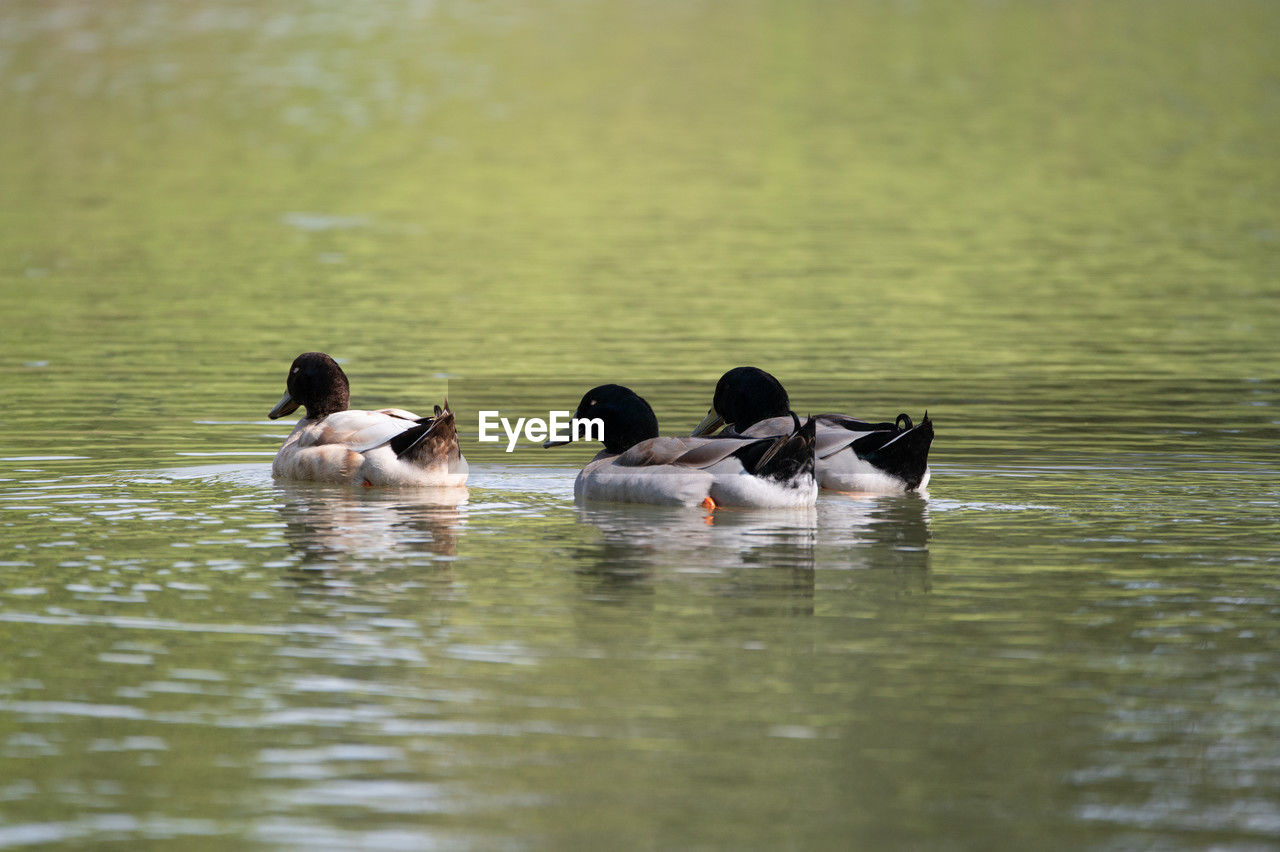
xmin=268 ymin=352 xmax=351 ymax=420
xmin=544 ymin=384 xmax=659 ymax=454
xmin=691 ymin=366 xmax=791 ymax=436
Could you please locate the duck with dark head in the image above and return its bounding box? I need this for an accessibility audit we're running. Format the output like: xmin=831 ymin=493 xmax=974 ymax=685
xmin=546 ymin=383 xmax=816 ymax=509
xmin=267 ymin=352 xmax=467 ymax=488
xmin=692 ymin=366 xmax=932 ymax=493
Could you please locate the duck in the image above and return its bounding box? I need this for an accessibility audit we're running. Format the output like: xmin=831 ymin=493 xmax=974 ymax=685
xmin=690 ymin=367 xmax=932 ymax=493
xmin=544 ymin=384 xmax=817 ymax=508
xmin=266 ymin=352 xmax=468 ymax=487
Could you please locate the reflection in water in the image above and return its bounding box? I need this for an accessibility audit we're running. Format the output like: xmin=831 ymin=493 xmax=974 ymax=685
xmin=567 ymin=496 xmax=933 ymax=611
xmin=1 ymin=0 xmax=1278 ymax=841
xmin=4 ymin=457 xmax=1280 ymax=847
xmin=273 ymin=483 xmax=469 ymax=568
xmin=818 ymin=494 xmax=932 ymax=597
xmin=571 ymin=504 xmax=818 ymax=610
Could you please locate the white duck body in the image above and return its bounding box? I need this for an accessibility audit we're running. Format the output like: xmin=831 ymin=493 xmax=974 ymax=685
xmin=738 ymin=414 xmax=932 ymax=494
xmin=267 ymin=353 xmax=467 ymax=488
xmin=273 ymin=408 xmax=469 ymax=487
xmin=574 ymin=436 xmax=817 ymax=509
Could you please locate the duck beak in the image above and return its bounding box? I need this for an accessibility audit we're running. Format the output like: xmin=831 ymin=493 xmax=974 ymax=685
xmin=268 ymin=391 xmax=300 ymax=420
xmin=691 ymin=408 xmax=725 ymax=437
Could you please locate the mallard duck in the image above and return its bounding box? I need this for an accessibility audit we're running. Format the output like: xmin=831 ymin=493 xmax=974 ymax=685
xmin=545 ymin=384 xmax=816 ymax=508
xmin=691 ymin=367 xmax=932 ymax=493
xmin=266 ymin=352 xmax=468 ymax=487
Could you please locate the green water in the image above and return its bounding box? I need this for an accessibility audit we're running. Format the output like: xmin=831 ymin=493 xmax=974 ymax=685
xmin=2 ymin=0 xmax=1278 ymax=847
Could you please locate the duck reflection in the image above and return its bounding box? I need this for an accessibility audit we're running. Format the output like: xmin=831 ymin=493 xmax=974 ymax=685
xmin=568 ymin=494 xmax=933 ymax=609
xmin=570 ymin=505 xmax=818 ymax=611
xmin=272 ymin=482 xmax=468 ymax=567
xmin=817 ymin=493 xmax=932 ymax=596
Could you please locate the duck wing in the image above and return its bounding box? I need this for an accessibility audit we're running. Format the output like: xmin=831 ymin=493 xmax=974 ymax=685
xmin=302 ymin=410 xmax=423 ymax=454
xmin=732 ymin=414 xmax=858 ymax=462
xmin=734 ymin=415 xmax=796 ymax=439
xmin=738 ymin=411 xmax=924 ymax=463
xmin=613 ymin=436 xmax=757 ymax=470
xmin=810 ymin=414 xmax=921 ymax=460
xmin=673 ymin=437 xmax=764 ymax=469
xmin=815 ymin=413 xmax=900 ymax=432
xmin=376 ymin=407 xmax=423 ymax=421
xmin=813 ymin=420 xmax=882 ymax=459
xmin=614 ymin=429 xmax=813 ymax=477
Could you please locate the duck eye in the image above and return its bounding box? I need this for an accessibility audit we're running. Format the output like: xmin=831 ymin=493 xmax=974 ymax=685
xmin=588 ymin=399 xmax=597 ymax=406
xmin=292 ymin=367 xmax=300 ymax=374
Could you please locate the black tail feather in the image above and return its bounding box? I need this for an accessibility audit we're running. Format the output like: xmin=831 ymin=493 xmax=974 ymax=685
xmin=390 ymin=404 xmax=458 ymax=461
xmin=737 ymin=414 xmax=816 ymax=483
xmin=851 ymin=414 xmax=933 ymax=489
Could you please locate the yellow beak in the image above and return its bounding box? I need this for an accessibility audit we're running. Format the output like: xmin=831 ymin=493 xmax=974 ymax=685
xmin=691 ymin=408 xmax=726 ymax=437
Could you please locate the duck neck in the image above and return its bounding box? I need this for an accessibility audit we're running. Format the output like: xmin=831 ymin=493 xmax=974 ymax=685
xmin=603 ymin=421 xmax=657 ymax=454
xmin=304 ymin=388 xmax=348 ymax=420
xmin=601 ymin=408 xmax=659 ymax=454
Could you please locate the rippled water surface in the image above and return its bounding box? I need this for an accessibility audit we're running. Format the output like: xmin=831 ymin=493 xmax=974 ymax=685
xmin=2 ymin=0 xmax=1279 ymax=848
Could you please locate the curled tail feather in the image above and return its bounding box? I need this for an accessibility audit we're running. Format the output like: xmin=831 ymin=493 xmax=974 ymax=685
xmin=850 ymin=412 xmax=933 ymax=489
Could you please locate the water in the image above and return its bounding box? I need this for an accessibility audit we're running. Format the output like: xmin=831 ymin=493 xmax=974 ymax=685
xmin=2 ymin=0 xmax=1279 ymax=847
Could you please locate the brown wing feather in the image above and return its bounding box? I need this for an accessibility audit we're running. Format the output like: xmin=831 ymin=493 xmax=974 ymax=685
xmin=614 ymin=436 xmax=754 ymax=470
xmin=613 ymin=437 xmax=689 ymax=467
xmin=814 ymin=427 xmax=858 ymax=460
xmin=671 ymin=439 xmax=753 ymax=469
